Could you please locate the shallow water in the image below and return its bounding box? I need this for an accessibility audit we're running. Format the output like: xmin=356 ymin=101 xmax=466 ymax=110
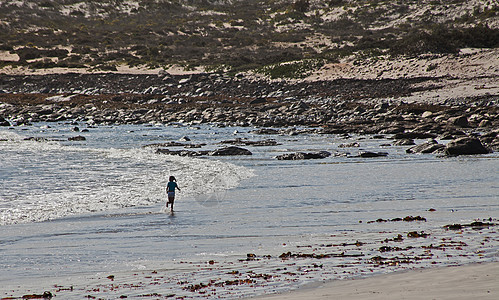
xmin=1 ymin=122 xmax=498 ymax=298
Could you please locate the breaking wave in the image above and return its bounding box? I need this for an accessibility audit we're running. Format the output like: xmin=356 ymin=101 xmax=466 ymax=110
xmin=0 ymin=130 xmax=254 ymax=225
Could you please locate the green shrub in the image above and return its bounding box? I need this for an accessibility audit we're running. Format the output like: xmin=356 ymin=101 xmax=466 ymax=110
xmin=390 ymin=24 xmax=499 ymax=56
xmin=257 ymin=59 xmax=325 ymax=79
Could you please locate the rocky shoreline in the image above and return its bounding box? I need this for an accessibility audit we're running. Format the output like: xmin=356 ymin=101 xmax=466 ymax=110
xmin=1 ymin=73 xmax=498 ymax=154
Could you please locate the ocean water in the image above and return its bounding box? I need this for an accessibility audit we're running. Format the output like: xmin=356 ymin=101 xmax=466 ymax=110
xmin=1 ymin=122 xmax=498 ymax=298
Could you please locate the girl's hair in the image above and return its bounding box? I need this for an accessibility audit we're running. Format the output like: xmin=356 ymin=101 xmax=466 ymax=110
xmin=169 ymin=176 xmax=176 ymax=182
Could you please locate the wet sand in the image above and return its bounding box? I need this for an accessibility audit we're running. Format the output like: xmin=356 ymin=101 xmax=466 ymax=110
xmin=256 ymin=262 xmax=499 ymax=300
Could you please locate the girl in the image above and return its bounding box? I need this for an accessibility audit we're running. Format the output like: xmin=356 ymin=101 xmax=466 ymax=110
xmin=166 ymin=176 xmax=181 ymax=212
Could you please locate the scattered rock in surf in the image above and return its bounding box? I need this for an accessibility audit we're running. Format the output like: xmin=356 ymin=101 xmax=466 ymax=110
xmin=250 ymin=128 xmax=280 ymax=135
xmin=68 ymin=135 xmax=86 ymax=141
xmin=209 ymin=146 xmax=252 ymax=156
xmin=356 ymin=151 xmax=388 ymax=158
xmin=275 ymin=151 xmax=331 ymax=160
xmin=155 ymin=148 xmax=208 ymax=156
xmin=219 ymin=138 xmax=280 ymax=146
xmin=438 ymin=129 xmax=466 ymax=140
xmin=393 ymin=138 xmax=415 ymax=146
xmin=144 ymin=142 xmax=206 ymax=149
xmin=24 ymin=137 xmax=50 ymax=142
xmin=0 ymin=116 xmax=10 ymax=126
xmin=406 ymin=139 xmax=444 ymax=154
xmin=338 ymin=142 xmax=360 ymax=148
xmin=444 ymin=137 xmax=490 ymax=156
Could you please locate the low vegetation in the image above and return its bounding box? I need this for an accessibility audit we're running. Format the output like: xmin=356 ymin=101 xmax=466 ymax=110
xmin=0 ymin=0 xmax=497 ymax=77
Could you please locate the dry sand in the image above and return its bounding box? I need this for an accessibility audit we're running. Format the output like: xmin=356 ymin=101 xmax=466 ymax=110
xmin=256 ymin=262 xmax=498 ymax=300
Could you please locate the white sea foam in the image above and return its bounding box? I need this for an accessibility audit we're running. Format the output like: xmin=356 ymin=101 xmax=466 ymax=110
xmin=0 ymin=130 xmax=254 ymax=225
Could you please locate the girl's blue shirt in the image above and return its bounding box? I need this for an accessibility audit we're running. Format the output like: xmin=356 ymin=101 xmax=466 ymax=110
xmin=167 ymin=181 xmax=178 ymax=192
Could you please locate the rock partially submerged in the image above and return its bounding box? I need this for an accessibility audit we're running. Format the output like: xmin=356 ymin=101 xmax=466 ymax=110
xmin=406 ymin=139 xmax=445 ymax=154
xmin=219 ymin=138 xmax=280 ymax=146
xmin=209 ymin=146 xmax=252 ymax=156
xmin=0 ymin=116 xmax=10 ymax=126
xmin=444 ymin=137 xmax=490 ymax=156
xmin=68 ymin=135 xmax=86 ymax=141
xmin=276 ymin=151 xmax=331 ymax=160
xmin=156 ymin=148 xmax=208 ymax=156
xmin=356 ymin=151 xmax=388 ymax=158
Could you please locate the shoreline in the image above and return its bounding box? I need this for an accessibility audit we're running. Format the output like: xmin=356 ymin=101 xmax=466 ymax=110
xmin=255 ymin=261 xmax=499 ymax=300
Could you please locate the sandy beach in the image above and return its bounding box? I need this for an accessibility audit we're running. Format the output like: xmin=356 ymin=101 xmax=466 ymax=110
xmin=257 ymin=262 xmax=499 ymax=300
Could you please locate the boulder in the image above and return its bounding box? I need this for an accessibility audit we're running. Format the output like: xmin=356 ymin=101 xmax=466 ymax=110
xmin=393 ymin=138 xmax=415 ymax=146
xmin=357 ymin=151 xmax=388 ymax=158
xmin=220 ymin=138 xmax=280 ymax=147
xmin=156 ymin=148 xmax=205 ymax=156
xmin=447 ymin=116 xmax=469 ymax=128
xmin=0 ymin=116 xmax=10 ymax=126
xmin=68 ymin=135 xmax=86 ymax=141
xmin=251 ymin=128 xmax=280 ymax=135
xmin=406 ymin=139 xmax=445 ymax=154
xmin=421 ymin=111 xmax=433 ymax=118
xmin=276 ymin=151 xmax=331 ymax=160
xmin=210 ymin=146 xmax=252 ymax=156
xmin=445 ymin=137 xmax=489 ymax=156
xmin=438 ymin=130 xmax=466 ymax=140
xmin=480 ymin=131 xmax=498 ymax=148
xmin=338 ymin=142 xmax=360 ymax=148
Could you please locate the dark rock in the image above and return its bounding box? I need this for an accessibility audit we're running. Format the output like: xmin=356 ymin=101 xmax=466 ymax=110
xmin=210 ymin=146 xmax=252 ymax=156
xmin=68 ymin=135 xmax=86 ymax=141
xmin=144 ymin=142 xmax=185 ymax=148
xmin=447 ymin=115 xmax=469 ymax=127
xmin=393 ymin=138 xmax=415 ymax=146
xmin=156 ymin=148 xmax=207 ymax=156
xmin=0 ymin=116 xmax=10 ymax=126
xmin=251 ymin=128 xmax=280 ymax=135
xmin=406 ymin=139 xmax=445 ymax=154
xmin=438 ymin=130 xmax=466 ymax=140
xmin=444 ymin=137 xmax=489 ymax=156
xmin=338 ymin=142 xmax=360 ymax=148
xmin=276 ymin=151 xmax=331 ymax=160
xmin=357 ymin=151 xmax=388 ymax=158
xmin=379 ymin=126 xmax=405 ymax=134
xmin=24 ymin=137 xmax=49 ymax=142
xmin=480 ymin=130 xmax=498 ymax=149
xmin=392 ymin=132 xmax=437 ymax=140
xmin=220 ymin=138 xmax=280 ymax=146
